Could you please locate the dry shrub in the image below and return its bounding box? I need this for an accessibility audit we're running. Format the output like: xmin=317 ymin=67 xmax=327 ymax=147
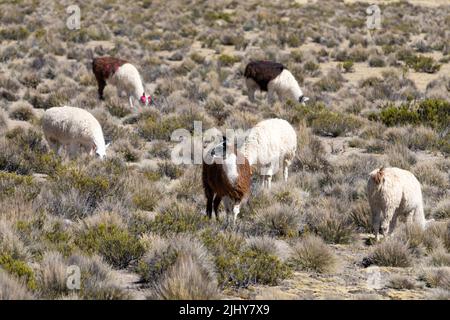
xmin=0 ymin=269 xmax=34 ymax=300
xmin=388 ymin=274 xmax=417 ymax=290
xmin=137 ymin=234 xmax=219 ymax=300
xmin=420 ymin=267 xmax=450 ymax=290
xmin=290 ymin=235 xmax=337 ymax=273
xmin=369 ymin=239 xmax=412 ymax=267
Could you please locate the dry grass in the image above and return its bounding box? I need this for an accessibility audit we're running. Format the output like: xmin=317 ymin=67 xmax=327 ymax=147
xmin=0 ymin=0 xmax=448 ymax=300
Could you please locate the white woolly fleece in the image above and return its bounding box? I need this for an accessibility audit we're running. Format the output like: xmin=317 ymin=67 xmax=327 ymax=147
xmin=42 ymin=106 xmax=107 ymax=158
xmin=109 ymin=63 xmax=145 ymax=100
xmin=269 ymin=69 xmax=304 ymax=101
xmin=367 ymin=167 xmax=427 ymax=235
xmin=242 ymin=118 xmax=297 ymax=175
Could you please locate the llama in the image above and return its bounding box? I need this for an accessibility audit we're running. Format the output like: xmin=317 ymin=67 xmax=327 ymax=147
xmin=367 ymin=167 xmax=434 ymax=241
xmin=244 ymin=60 xmax=309 ymax=105
xmin=42 ymin=106 xmax=108 ymax=159
xmin=92 ymin=56 xmax=150 ymax=108
xmin=242 ymin=118 xmax=297 ymax=189
xmin=202 ymin=136 xmax=251 ymax=223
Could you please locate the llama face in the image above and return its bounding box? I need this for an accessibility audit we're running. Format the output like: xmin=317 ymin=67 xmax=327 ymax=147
xmin=299 ymin=95 xmax=310 ymax=105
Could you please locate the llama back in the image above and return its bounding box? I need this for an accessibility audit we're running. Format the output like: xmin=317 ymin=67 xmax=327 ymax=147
xmin=92 ymin=56 xmax=127 ymax=80
xmin=244 ymin=61 xmax=285 ymax=91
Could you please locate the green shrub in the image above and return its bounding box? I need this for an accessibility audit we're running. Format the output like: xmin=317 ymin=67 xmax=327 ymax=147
xmin=310 ymin=110 xmax=362 ymax=137
xmin=201 ymin=230 xmax=292 ymax=288
xmin=397 ymin=50 xmax=441 ymax=73
xmin=375 ymin=99 xmax=450 ymax=131
xmin=0 ymin=172 xmax=38 ymax=201
xmin=342 ymin=60 xmax=354 ymax=73
xmin=369 ymin=56 xmax=386 ymax=67
xmin=76 ymin=221 xmax=145 ymax=269
xmin=218 ymin=54 xmax=241 ymax=67
xmin=0 ymin=253 xmax=36 ymax=290
xmin=148 ymin=202 xmax=208 ymax=235
xmin=0 ymin=26 xmax=30 ymax=40
xmin=0 ymin=127 xmax=61 ymax=175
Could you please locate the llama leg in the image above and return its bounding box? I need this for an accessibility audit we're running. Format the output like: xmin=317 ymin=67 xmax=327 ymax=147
xmin=213 ymin=195 xmax=222 ymax=221
xmin=68 ymin=142 xmax=79 ymax=159
xmin=233 ymin=204 xmax=240 ymax=224
xmin=284 ymin=158 xmax=292 ymax=182
xmin=223 ymin=197 xmax=233 ymax=224
xmin=380 ymin=208 xmax=395 ymax=238
xmin=372 ymin=208 xmax=382 ymax=241
xmin=205 ymin=187 xmax=214 ymax=219
xmin=96 ymin=77 xmax=106 ymax=100
xmin=267 ymin=175 xmax=272 ymax=189
xmin=388 ymin=211 xmax=400 ymax=234
xmin=246 ymin=78 xmax=256 ymax=102
xmin=129 ymin=96 xmax=134 ymax=109
xmin=267 ymin=87 xmax=276 ymax=105
xmin=46 ymin=137 xmax=60 ymax=154
xmin=412 ymin=205 xmax=426 ymax=230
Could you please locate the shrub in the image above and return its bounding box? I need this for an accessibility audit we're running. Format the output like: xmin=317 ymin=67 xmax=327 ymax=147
xmin=67 ymin=254 xmax=129 ymax=299
xmin=369 ymin=56 xmax=386 ymax=67
xmin=36 ymin=160 xmax=127 ymax=218
xmin=37 ymin=251 xmax=68 ymax=298
xmin=218 ymin=54 xmax=241 ymax=67
xmin=201 ymin=230 xmax=292 ymax=288
xmin=0 ymin=253 xmax=36 ymax=290
xmin=253 ymin=203 xmax=301 ymax=238
xmin=420 ymin=268 xmax=450 ymax=290
xmin=0 ymin=127 xmax=60 ymax=175
xmin=137 ymin=235 xmax=219 ymax=299
xmin=314 ymin=69 xmax=344 ymax=92
xmin=310 ymin=110 xmax=362 ymax=137
xmin=349 ymin=200 xmax=372 ymax=233
xmin=369 ymin=239 xmax=412 ymax=267
xmin=429 ymin=247 xmax=450 ymax=267
xmin=342 ymin=60 xmax=354 ymax=73
xmin=0 ymin=26 xmax=29 ymax=40
xmin=9 ymin=102 xmax=35 ymax=121
xmin=148 ymin=201 xmax=208 ymax=235
xmin=388 ymin=275 xmax=417 ymax=290
xmin=0 ymin=269 xmax=34 ymax=300
xmin=75 ymin=213 xmax=145 ymax=268
xmin=306 ymin=208 xmax=355 ymax=244
xmin=433 ymin=199 xmax=450 ymax=220
xmin=290 ymin=235 xmax=337 ymax=273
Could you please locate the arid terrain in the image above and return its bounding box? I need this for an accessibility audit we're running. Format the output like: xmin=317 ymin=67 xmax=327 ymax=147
xmin=0 ymin=0 xmax=449 ymax=300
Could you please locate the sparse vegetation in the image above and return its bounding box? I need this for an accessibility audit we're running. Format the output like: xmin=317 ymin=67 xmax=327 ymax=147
xmin=0 ymin=0 xmax=448 ymax=301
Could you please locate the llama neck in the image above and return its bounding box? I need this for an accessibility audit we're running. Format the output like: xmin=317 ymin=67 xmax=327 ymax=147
xmin=223 ymin=153 xmax=239 ymax=185
xmin=133 ymin=79 xmax=144 ymax=100
xmin=284 ymin=70 xmax=303 ymax=101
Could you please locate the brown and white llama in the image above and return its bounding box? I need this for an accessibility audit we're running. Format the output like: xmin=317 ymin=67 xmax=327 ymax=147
xmin=202 ymin=135 xmax=252 ymax=223
xmin=92 ymin=56 xmax=150 ymax=108
xmin=244 ymin=60 xmax=309 ymax=105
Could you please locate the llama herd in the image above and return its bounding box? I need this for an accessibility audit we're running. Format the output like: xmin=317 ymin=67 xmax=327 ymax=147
xmin=38 ymin=56 xmax=433 ymax=241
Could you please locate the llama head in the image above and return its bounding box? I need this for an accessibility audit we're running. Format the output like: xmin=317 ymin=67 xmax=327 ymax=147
xmin=140 ymin=93 xmax=152 ymax=106
xmin=299 ymin=95 xmax=310 ymax=106
xmin=96 ymin=143 xmax=110 ymax=160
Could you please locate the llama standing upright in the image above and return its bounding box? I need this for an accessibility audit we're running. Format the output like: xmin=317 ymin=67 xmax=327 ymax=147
xmin=92 ymin=56 xmax=150 ymax=108
xmin=202 ymin=136 xmax=252 ymax=223
xmin=244 ymin=61 xmax=309 ymax=105
xmin=367 ymin=167 xmax=434 ymax=241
